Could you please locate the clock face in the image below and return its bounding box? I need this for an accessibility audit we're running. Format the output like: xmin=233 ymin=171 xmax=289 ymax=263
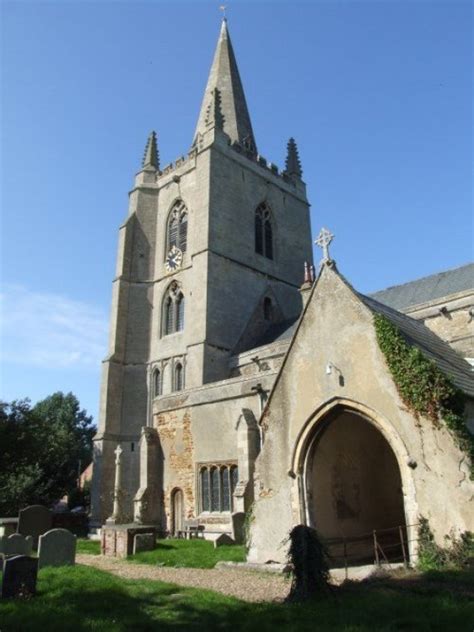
xmin=165 ymin=246 xmax=183 ymax=272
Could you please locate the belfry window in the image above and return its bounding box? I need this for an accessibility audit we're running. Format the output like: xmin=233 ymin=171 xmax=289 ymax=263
xmin=255 ymin=203 xmax=273 ymax=259
xmin=162 ymin=283 xmax=185 ymax=336
xmin=199 ymin=463 xmax=239 ymax=513
xmin=167 ymin=200 xmax=188 ymax=254
xmin=176 ymin=294 xmax=184 ymax=331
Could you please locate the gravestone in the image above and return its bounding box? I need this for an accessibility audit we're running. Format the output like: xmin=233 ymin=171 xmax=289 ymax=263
xmin=133 ymin=533 xmax=155 ymax=554
xmin=18 ymin=505 xmax=52 ymax=548
xmin=38 ymin=528 xmax=76 ymax=569
xmin=231 ymin=512 xmax=246 ymax=545
xmin=0 ymin=533 xmax=33 ymax=556
xmin=213 ymin=534 xmax=235 ymax=548
xmin=1 ymin=555 xmax=38 ymax=599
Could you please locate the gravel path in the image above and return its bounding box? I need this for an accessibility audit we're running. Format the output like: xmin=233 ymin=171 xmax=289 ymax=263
xmin=77 ymin=554 xmax=290 ymax=603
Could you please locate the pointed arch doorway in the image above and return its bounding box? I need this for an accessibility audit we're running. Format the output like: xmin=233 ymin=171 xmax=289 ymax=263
xmin=171 ymin=488 xmax=184 ymax=536
xmin=303 ymin=408 xmax=407 ymax=566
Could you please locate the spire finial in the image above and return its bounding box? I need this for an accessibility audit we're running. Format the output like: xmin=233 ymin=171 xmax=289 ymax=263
xmin=285 ymin=137 xmax=302 ymax=179
xmin=219 ymin=5 xmax=227 ymax=20
xmin=315 ymin=227 xmax=334 ymax=265
xmin=142 ymin=131 xmax=159 ymax=170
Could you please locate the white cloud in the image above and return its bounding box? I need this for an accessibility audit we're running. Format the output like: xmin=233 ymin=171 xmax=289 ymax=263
xmin=0 ymin=285 xmax=108 ymax=369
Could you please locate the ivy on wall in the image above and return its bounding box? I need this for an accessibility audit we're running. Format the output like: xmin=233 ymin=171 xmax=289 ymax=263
xmin=373 ymin=313 xmax=473 ymax=477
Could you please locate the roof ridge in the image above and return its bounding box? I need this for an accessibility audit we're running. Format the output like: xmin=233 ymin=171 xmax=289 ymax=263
xmin=371 ymin=262 xmax=474 ymax=296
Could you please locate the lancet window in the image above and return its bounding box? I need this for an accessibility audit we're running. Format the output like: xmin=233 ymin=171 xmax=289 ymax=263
xmin=255 ymin=203 xmax=273 ymax=259
xmin=174 ymin=362 xmax=184 ymax=392
xmin=162 ymin=282 xmax=185 ymax=336
xmin=199 ymin=464 xmax=239 ymax=513
xmin=153 ymin=368 xmax=162 ymax=397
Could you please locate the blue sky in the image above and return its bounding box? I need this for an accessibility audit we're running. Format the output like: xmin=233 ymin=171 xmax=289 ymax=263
xmin=1 ymin=0 xmax=472 ymax=423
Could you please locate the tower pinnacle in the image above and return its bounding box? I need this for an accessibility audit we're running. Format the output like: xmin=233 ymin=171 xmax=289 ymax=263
xmin=285 ymin=137 xmax=302 ymax=179
xmin=142 ymin=131 xmax=159 ymax=170
xmin=193 ymin=20 xmax=257 ymax=153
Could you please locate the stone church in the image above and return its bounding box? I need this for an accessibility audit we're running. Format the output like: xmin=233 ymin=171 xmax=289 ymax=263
xmin=91 ymin=19 xmax=474 ymax=564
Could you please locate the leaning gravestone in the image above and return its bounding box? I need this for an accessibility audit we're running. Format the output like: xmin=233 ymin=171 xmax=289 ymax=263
xmin=17 ymin=505 xmax=52 ymax=549
xmin=38 ymin=528 xmax=76 ymax=569
xmin=1 ymin=555 xmax=38 ymax=599
xmin=133 ymin=533 xmax=155 ymax=554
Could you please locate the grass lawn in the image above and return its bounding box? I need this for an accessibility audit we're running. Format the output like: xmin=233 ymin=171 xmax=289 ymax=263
xmin=76 ymin=538 xmax=101 ymax=555
xmin=76 ymin=538 xmax=247 ymax=568
xmin=0 ymin=565 xmax=472 ymax=631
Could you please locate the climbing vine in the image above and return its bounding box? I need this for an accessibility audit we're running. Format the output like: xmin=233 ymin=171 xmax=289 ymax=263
xmin=373 ymin=313 xmax=474 ymax=476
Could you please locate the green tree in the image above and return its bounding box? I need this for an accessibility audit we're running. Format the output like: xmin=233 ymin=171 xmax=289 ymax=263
xmin=0 ymin=392 xmax=95 ymax=516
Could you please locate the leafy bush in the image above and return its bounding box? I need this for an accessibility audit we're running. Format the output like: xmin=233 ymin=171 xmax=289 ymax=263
xmin=418 ymin=517 xmax=473 ymax=571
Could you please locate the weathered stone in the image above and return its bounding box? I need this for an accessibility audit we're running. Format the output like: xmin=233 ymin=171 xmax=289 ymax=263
xmin=1 ymin=555 xmax=38 ymax=599
xmin=17 ymin=505 xmax=52 ymax=548
xmin=102 ymin=525 xmax=156 ymax=558
xmin=38 ymin=529 xmax=76 ymax=569
xmin=133 ymin=533 xmax=155 ymax=554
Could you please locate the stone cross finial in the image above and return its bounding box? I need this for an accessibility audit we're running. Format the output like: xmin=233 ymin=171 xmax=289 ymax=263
xmin=315 ymin=227 xmax=334 ymax=264
xmin=114 ymin=444 xmax=123 ymax=465
xmin=220 ymin=5 xmax=227 ymax=19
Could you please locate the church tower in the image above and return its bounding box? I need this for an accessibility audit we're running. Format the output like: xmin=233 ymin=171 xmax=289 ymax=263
xmin=91 ymin=19 xmax=313 ymax=524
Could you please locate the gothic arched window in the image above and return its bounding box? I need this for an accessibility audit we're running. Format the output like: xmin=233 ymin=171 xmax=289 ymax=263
xmin=153 ymin=368 xmax=162 ymax=397
xmin=167 ymin=200 xmax=188 ymax=254
xmin=164 ymin=296 xmax=173 ymax=335
xmin=255 ymin=203 xmax=273 ymax=260
xmin=176 ymin=293 xmax=184 ymax=332
xmin=162 ymin=283 xmax=185 ymax=336
xmin=174 ymin=362 xmax=184 ymax=392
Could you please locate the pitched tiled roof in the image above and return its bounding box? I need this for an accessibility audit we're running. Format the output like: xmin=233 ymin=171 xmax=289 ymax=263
xmin=242 ymin=317 xmax=298 ymax=352
xmin=370 ymin=263 xmax=474 ymax=311
xmin=359 ymin=293 xmax=474 ymax=397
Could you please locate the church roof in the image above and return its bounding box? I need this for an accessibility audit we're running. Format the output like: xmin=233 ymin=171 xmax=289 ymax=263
xmin=193 ymin=19 xmax=257 ymax=152
xmin=359 ymin=293 xmax=474 ymax=398
xmin=245 ymin=265 xmax=474 ymax=397
xmin=369 ymin=263 xmax=474 ymax=311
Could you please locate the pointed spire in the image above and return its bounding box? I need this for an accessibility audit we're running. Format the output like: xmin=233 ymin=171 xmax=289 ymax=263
xmin=142 ymin=131 xmax=159 ymax=170
xmin=285 ymin=137 xmax=302 ymax=179
xmin=205 ymin=87 xmax=225 ymax=130
xmin=193 ymin=19 xmax=257 ymax=153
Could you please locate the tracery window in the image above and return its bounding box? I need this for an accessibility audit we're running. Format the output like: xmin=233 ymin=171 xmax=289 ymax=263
xmin=167 ymin=200 xmax=188 ymax=254
xmin=255 ymin=203 xmax=273 ymax=259
xmin=199 ymin=463 xmax=239 ymax=513
xmin=162 ymin=282 xmax=185 ymax=336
